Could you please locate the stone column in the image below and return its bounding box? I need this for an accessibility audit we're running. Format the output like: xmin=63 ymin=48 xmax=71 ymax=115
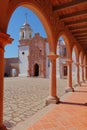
xmin=65 ymin=59 xmax=74 ymax=92
xmin=81 ymin=64 xmax=85 ymax=83
xmin=0 ymin=32 xmax=13 ymax=130
xmin=84 ymin=65 xmax=87 ymax=81
xmin=46 ymin=54 xmax=59 ymax=105
xmin=75 ymin=62 xmax=81 ymax=86
xmin=86 ymin=66 xmax=87 ymax=81
xmin=84 ymin=66 xmax=86 ymax=81
xmin=0 ymin=47 xmax=7 ymax=130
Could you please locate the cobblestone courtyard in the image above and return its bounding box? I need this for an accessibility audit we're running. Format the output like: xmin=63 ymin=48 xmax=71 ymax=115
xmin=3 ymin=77 xmax=67 ymax=129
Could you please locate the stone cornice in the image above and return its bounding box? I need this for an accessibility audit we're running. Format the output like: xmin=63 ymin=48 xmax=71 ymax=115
xmin=0 ymin=32 xmax=13 ymax=47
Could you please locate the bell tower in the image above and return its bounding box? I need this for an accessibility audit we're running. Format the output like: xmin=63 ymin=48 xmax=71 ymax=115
xmin=18 ymin=14 xmax=32 ymax=76
xmin=19 ymin=13 xmax=32 ymax=40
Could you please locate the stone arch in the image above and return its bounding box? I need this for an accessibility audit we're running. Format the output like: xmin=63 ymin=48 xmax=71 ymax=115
xmin=83 ymin=54 xmax=86 ymax=65
xmin=57 ymin=32 xmax=72 ymax=59
xmin=6 ymin=0 xmax=56 ymax=52
xmin=79 ymin=50 xmax=84 ymax=64
xmin=71 ymin=45 xmax=78 ymax=86
xmin=72 ymin=44 xmax=79 ymax=62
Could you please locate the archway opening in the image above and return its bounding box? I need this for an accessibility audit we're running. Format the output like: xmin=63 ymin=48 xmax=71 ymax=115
xmin=4 ymin=5 xmax=50 ymax=129
xmin=56 ymin=36 xmax=68 ymax=97
xmin=79 ymin=51 xmax=83 ymax=82
xmin=34 ymin=63 xmax=39 ymax=76
xmin=72 ymin=48 xmax=77 ymax=86
xmin=11 ymin=68 xmax=17 ymax=77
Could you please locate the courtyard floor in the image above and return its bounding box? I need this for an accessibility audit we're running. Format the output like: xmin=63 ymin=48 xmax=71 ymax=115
xmin=27 ymin=83 xmax=87 ymax=130
xmin=4 ymin=77 xmax=67 ymax=129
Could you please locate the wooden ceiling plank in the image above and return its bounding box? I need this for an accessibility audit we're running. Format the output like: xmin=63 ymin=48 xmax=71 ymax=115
xmin=60 ymin=9 xmax=87 ymax=21
xmin=75 ymin=36 xmax=87 ymax=38
xmin=77 ymin=39 xmax=87 ymax=41
xmin=79 ymin=42 xmax=87 ymax=44
xmin=73 ymin=33 xmax=87 ymax=36
xmin=65 ymin=18 xmax=87 ymax=26
xmin=77 ymin=37 xmax=87 ymax=40
xmin=53 ymin=0 xmax=87 ymax=12
xmin=70 ymin=25 xmax=87 ymax=30
xmin=71 ymin=28 xmax=87 ymax=33
xmin=72 ymin=31 xmax=87 ymax=34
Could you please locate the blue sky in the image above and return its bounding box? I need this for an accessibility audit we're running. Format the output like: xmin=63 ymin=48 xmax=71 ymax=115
xmin=5 ymin=6 xmax=47 ymax=58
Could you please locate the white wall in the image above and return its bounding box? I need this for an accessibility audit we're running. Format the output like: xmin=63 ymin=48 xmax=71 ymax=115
xmin=18 ymin=45 xmax=29 ymax=76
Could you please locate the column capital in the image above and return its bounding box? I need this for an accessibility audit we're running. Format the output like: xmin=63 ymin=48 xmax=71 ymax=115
xmin=75 ymin=62 xmax=80 ymax=66
xmin=66 ymin=59 xmax=73 ymax=64
xmin=48 ymin=53 xmax=59 ymax=60
xmin=0 ymin=32 xmax=13 ymax=47
xmin=80 ymin=64 xmax=84 ymax=67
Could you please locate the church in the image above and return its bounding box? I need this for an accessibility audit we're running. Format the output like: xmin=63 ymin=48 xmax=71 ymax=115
xmin=4 ymin=18 xmax=69 ymax=79
xmin=4 ymin=19 xmax=50 ymax=78
xmin=18 ymin=20 xmax=49 ymax=77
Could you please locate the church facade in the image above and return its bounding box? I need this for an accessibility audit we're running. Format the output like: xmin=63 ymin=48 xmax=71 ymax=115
xmin=18 ymin=21 xmax=49 ymax=78
xmin=4 ymin=20 xmax=71 ymax=79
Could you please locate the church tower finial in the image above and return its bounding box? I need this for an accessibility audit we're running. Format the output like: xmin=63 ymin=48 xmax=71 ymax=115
xmin=25 ymin=13 xmax=28 ymax=23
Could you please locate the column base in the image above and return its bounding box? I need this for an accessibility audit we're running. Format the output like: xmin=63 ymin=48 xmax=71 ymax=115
xmin=0 ymin=125 xmax=7 ymax=130
xmin=46 ymin=96 xmax=60 ymax=105
xmin=65 ymin=87 xmax=74 ymax=93
xmin=74 ymin=82 xmax=81 ymax=87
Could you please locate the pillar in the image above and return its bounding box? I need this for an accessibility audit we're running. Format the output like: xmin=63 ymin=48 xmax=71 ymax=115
xmin=46 ymin=54 xmax=59 ymax=105
xmin=86 ymin=66 xmax=87 ymax=81
xmin=65 ymin=59 xmax=74 ymax=92
xmin=0 ymin=32 xmax=13 ymax=130
xmin=81 ymin=64 xmax=85 ymax=83
xmin=75 ymin=62 xmax=81 ymax=86
xmin=84 ymin=65 xmax=87 ymax=81
xmin=84 ymin=65 xmax=86 ymax=81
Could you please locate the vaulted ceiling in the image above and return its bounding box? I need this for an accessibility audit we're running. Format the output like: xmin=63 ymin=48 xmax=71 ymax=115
xmin=50 ymin=0 xmax=87 ymax=52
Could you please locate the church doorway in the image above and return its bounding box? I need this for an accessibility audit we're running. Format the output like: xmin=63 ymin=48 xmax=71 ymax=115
xmin=34 ymin=64 xmax=39 ymax=76
xmin=63 ymin=66 xmax=67 ymax=77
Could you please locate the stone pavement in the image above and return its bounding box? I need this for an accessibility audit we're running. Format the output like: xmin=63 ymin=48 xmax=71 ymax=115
xmin=27 ymin=83 xmax=87 ymax=130
xmin=3 ymin=77 xmax=67 ymax=129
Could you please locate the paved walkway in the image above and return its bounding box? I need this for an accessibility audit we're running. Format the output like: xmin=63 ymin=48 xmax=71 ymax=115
xmin=27 ymin=83 xmax=87 ymax=130
xmin=4 ymin=77 xmax=67 ymax=129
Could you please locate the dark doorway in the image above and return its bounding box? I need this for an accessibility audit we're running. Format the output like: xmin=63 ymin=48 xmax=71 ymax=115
xmin=34 ymin=64 xmax=39 ymax=76
xmin=64 ymin=66 xmax=67 ymax=76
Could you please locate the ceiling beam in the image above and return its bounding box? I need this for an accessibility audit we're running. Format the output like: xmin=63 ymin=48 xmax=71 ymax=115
xmin=71 ymin=28 xmax=87 ymax=33
xmin=53 ymin=0 xmax=87 ymax=12
xmin=76 ymin=37 xmax=87 ymax=39
xmin=79 ymin=41 xmax=87 ymax=44
xmin=60 ymin=9 xmax=87 ymax=21
xmin=76 ymin=37 xmax=87 ymax=40
xmin=81 ymin=48 xmax=87 ymax=50
xmin=65 ymin=18 xmax=87 ymax=27
xmin=80 ymin=44 xmax=87 ymax=46
xmin=72 ymin=31 xmax=87 ymax=34
xmin=77 ymin=39 xmax=87 ymax=42
xmin=69 ymin=25 xmax=87 ymax=30
xmin=73 ymin=33 xmax=87 ymax=37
